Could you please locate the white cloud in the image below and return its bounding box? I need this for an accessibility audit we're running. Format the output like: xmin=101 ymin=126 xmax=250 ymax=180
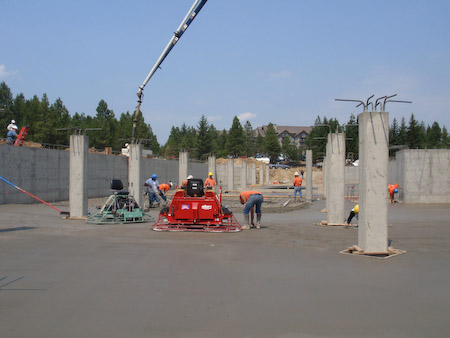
xmin=0 ymin=64 xmax=18 ymax=80
xmin=238 ymin=112 xmax=257 ymax=121
xmin=206 ymin=115 xmax=222 ymax=122
xmin=269 ymin=69 xmax=293 ymax=79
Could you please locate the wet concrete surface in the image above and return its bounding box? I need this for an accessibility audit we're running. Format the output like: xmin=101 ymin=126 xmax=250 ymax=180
xmin=1 ymin=199 xmax=449 ymax=338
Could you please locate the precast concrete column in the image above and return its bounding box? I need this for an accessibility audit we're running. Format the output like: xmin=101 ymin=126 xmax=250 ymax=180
xmin=326 ymin=133 xmax=346 ymax=224
xmin=207 ymin=155 xmax=216 ymax=178
xmin=241 ymin=160 xmax=247 ymax=188
xmin=306 ymin=149 xmax=313 ymax=202
xmin=265 ymin=164 xmax=269 ymax=185
xmin=227 ymin=159 xmax=234 ymax=190
xmin=250 ymin=163 xmax=256 ymax=185
xmin=179 ymin=152 xmax=188 ymax=186
xmin=358 ymin=111 xmax=389 ymax=252
xmin=259 ymin=165 xmax=264 ymax=185
xmin=69 ymin=134 xmax=88 ymax=217
xmin=128 ymin=143 xmax=143 ymax=207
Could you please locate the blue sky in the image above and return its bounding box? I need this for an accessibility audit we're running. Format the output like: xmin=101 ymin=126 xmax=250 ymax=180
xmin=2 ymin=0 xmax=450 ymax=144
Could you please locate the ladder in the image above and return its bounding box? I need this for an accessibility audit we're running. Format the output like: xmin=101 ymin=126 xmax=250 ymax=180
xmin=14 ymin=126 xmax=29 ymax=146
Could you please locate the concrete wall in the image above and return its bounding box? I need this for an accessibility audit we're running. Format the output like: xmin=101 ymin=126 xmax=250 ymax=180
xmin=395 ymin=149 xmax=450 ymax=203
xmin=0 ymin=145 xmax=70 ymax=204
xmin=0 ymin=145 xmax=207 ymax=204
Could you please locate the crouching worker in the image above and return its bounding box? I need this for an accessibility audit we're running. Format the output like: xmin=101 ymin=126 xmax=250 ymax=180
xmin=158 ymin=181 xmax=173 ymax=204
xmin=345 ymin=204 xmax=359 ymax=227
xmin=239 ymin=190 xmax=264 ymax=230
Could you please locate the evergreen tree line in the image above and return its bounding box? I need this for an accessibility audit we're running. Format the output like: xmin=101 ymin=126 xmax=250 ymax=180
xmin=2 ymin=82 xmax=448 ymax=161
xmin=306 ymin=114 xmax=449 ymax=161
xmin=0 ymin=82 xmax=159 ymax=151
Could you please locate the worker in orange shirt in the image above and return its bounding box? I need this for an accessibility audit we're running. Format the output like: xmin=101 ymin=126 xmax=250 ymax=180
xmin=293 ymin=171 xmax=303 ymax=200
xmin=181 ymin=175 xmax=193 ymax=189
xmin=204 ymin=172 xmax=217 ymax=190
xmin=239 ymin=190 xmax=264 ymax=230
xmin=158 ymin=181 xmax=173 ymax=203
xmin=388 ymin=183 xmax=399 ymax=203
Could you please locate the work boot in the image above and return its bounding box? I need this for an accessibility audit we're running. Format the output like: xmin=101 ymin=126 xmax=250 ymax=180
xmin=242 ymin=214 xmax=250 ymax=230
xmin=256 ymin=213 xmax=261 ymax=229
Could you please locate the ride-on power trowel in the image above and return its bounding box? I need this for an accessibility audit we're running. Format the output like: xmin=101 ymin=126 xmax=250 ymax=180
xmin=86 ymin=179 xmax=153 ymax=224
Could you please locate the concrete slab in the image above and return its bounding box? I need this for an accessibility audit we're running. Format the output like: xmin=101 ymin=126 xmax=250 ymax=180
xmin=1 ymin=200 xmax=449 ymax=338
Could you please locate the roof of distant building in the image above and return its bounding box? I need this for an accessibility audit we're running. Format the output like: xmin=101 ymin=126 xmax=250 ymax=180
xmin=256 ymin=124 xmax=313 ymax=137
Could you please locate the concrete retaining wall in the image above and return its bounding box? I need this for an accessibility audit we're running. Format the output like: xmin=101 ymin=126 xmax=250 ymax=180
xmin=395 ymin=149 xmax=450 ymax=203
xmin=0 ymin=145 xmax=207 ymax=204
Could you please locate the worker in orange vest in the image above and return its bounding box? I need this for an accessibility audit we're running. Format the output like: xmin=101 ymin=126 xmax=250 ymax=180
xmin=388 ymin=183 xmax=400 ymax=203
xmin=293 ymin=171 xmax=303 ymax=200
xmin=204 ymin=172 xmax=217 ymax=190
xmin=239 ymin=190 xmax=264 ymax=230
xmin=180 ymin=175 xmax=193 ymax=189
xmin=158 ymin=181 xmax=173 ymax=203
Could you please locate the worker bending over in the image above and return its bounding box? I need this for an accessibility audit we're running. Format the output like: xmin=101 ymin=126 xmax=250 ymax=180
xmin=204 ymin=172 xmax=216 ymax=190
xmin=388 ymin=183 xmax=399 ymax=203
xmin=158 ymin=181 xmax=173 ymax=203
xmin=239 ymin=190 xmax=264 ymax=230
xmin=345 ymin=204 xmax=359 ymax=227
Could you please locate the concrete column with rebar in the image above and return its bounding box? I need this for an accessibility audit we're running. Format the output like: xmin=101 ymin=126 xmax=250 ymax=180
xmin=128 ymin=143 xmax=143 ymax=207
xmin=326 ymin=133 xmax=346 ymax=224
xmin=306 ymin=149 xmax=313 ymax=201
xmin=358 ymin=111 xmax=389 ymax=252
xmin=69 ymin=135 xmax=88 ymax=217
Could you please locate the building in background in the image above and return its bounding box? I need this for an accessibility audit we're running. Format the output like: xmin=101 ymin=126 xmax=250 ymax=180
xmin=255 ymin=125 xmax=312 ymax=149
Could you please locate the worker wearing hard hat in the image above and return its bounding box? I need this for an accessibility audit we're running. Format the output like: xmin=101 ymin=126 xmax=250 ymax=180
xmin=204 ymin=172 xmax=217 ymax=190
xmin=181 ymin=175 xmax=193 ymax=189
xmin=239 ymin=190 xmax=264 ymax=230
xmin=6 ymin=125 xmax=18 ymax=145
xmin=7 ymin=119 xmax=17 ymax=131
xmin=293 ymin=171 xmax=303 ymax=200
xmin=144 ymin=174 xmax=160 ymax=208
xmin=345 ymin=204 xmax=359 ymax=227
xmin=388 ymin=183 xmax=400 ymax=203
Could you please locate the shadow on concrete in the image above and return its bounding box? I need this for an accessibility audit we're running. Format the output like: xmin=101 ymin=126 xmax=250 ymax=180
xmin=0 ymin=226 xmax=36 ymax=233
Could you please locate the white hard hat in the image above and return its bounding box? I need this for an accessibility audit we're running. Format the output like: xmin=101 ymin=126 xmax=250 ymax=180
xmin=294 ymin=172 xmax=299 ymax=176
xmin=187 ymin=175 xmax=193 ymax=180
xmin=12 ymin=125 xmax=18 ymax=130
xmin=11 ymin=120 xmax=15 ymax=124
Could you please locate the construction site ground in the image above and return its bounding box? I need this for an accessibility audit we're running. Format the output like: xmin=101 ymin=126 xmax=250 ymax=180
xmin=1 ymin=198 xmax=449 ymax=338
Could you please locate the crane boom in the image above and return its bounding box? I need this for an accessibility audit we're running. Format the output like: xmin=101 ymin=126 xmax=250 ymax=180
xmin=132 ymin=0 xmax=208 ymax=142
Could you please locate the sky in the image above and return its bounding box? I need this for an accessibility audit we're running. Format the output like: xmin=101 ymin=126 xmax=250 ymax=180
xmin=2 ymin=0 xmax=450 ymax=145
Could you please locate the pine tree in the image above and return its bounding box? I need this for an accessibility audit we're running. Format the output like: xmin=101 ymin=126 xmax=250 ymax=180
xmin=398 ymin=117 xmax=407 ymax=146
xmin=442 ymin=126 xmax=449 ymax=148
xmin=390 ymin=117 xmax=399 ymax=145
xmin=226 ymin=116 xmax=246 ymax=156
xmin=243 ymin=120 xmax=256 ymax=157
xmin=346 ymin=114 xmax=358 ymax=156
xmin=427 ymin=122 xmax=442 ymax=148
xmin=196 ymin=115 xmax=210 ymax=160
xmin=263 ymin=122 xmax=281 ymax=161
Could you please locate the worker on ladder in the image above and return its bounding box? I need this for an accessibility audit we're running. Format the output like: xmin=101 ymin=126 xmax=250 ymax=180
xmin=6 ymin=125 xmax=18 ymax=145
